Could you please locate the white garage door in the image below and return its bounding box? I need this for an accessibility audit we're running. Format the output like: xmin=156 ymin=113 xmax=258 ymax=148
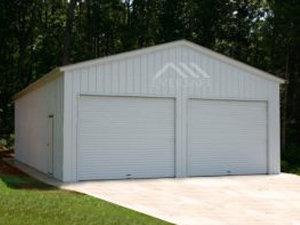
xmin=188 ymin=99 xmax=267 ymax=176
xmin=77 ymin=96 xmax=175 ymax=180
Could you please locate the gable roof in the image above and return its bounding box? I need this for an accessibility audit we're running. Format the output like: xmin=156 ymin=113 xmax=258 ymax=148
xmin=60 ymin=39 xmax=285 ymax=84
xmin=14 ymin=40 xmax=285 ymax=100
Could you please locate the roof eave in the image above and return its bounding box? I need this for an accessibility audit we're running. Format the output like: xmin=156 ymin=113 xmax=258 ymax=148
xmin=13 ymin=67 xmax=62 ymax=100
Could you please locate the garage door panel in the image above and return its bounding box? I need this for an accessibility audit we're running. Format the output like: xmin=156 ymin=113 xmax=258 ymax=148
xmin=188 ymin=99 xmax=267 ymax=176
xmin=78 ymin=96 xmax=175 ymax=180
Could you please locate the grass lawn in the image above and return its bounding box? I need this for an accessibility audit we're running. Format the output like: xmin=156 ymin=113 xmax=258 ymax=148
xmin=0 ymin=163 xmax=171 ymax=225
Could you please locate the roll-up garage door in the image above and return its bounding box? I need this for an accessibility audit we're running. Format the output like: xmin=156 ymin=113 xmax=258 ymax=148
xmin=77 ymin=96 xmax=175 ymax=180
xmin=188 ymin=99 xmax=267 ymax=176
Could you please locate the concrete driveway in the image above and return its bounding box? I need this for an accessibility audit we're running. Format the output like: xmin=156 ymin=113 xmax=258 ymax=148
xmin=59 ymin=174 xmax=300 ymax=225
xmin=13 ymin=163 xmax=300 ymax=225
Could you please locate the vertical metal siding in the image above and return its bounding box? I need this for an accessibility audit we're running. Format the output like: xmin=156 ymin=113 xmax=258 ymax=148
xmin=15 ymin=76 xmax=64 ymax=180
xmin=62 ymin=44 xmax=280 ymax=181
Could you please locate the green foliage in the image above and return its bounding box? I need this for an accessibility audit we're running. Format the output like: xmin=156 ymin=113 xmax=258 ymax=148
xmin=281 ymin=145 xmax=300 ymax=175
xmin=0 ymin=0 xmax=68 ymax=140
xmin=281 ymin=160 xmax=300 ymax=176
xmin=281 ymin=160 xmax=289 ymax=172
xmin=282 ymin=146 xmax=300 ymax=167
xmin=0 ymin=139 xmax=7 ymax=148
xmin=0 ymin=134 xmax=14 ymax=150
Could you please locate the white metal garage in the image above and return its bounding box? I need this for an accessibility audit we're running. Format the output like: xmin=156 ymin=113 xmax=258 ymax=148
xmin=14 ymin=40 xmax=284 ymax=182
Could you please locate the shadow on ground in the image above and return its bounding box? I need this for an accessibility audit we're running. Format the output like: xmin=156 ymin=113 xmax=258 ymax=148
xmin=0 ymin=158 xmax=56 ymax=190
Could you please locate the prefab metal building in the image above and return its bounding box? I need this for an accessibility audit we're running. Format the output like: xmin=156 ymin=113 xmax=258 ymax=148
xmin=14 ymin=40 xmax=284 ymax=182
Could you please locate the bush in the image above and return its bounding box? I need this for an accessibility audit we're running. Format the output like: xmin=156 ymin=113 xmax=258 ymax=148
xmin=282 ymin=145 xmax=300 ymax=167
xmin=281 ymin=160 xmax=290 ymax=172
xmin=281 ymin=145 xmax=300 ymax=175
xmin=0 ymin=134 xmax=14 ymax=151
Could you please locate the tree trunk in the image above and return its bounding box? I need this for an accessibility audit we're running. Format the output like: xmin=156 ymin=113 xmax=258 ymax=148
xmin=61 ymin=0 xmax=77 ymax=66
xmin=281 ymin=53 xmax=289 ymax=151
